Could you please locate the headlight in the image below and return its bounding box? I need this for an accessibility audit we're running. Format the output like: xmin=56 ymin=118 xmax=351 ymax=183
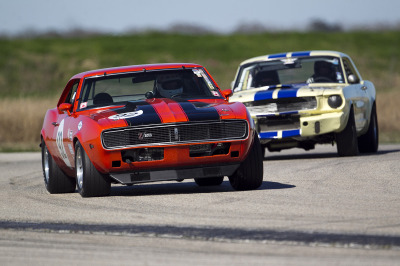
xmin=328 ymin=95 xmax=343 ymax=109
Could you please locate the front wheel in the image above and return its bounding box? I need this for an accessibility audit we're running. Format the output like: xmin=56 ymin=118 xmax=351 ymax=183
xmin=41 ymin=139 xmax=76 ymax=194
xmin=336 ymin=107 xmax=359 ymax=156
xmin=75 ymin=142 xmax=111 ymax=197
xmin=358 ymin=104 xmax=379 ymax=153
xmin=228 ymin=134 xmax=263 ymax=190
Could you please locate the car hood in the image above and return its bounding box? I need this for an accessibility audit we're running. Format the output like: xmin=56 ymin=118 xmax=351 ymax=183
xmin=89 ymin=98 xmax=238 ymax=128
xmin=230 ymin=83 xmax=346 ymax=103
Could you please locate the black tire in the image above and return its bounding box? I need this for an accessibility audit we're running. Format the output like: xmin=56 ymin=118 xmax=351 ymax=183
xmin=41 ymin=138 xmax=76 ymax=194
xmin=194 ymin=177 xmax=224 ymax=186
xmin=336 ymin=107 xmax=359 ymax=156
xmin=228 ymin=134 xmax=263 ymax=190
xmin=75 ymin=142 xmax=111 ymax=197
xmin=358 ymin=104 xmax=379 ymax=153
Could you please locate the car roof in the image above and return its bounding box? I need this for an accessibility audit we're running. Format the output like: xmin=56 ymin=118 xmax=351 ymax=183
xmin=70 ymin=63 xmax=203 ymax=79
xmin=239 ymin=50 xmax=350 ymax=66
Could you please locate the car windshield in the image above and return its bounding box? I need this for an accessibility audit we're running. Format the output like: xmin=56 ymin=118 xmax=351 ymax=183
xmin=78 ymin=68 xmax=222 ymax=110
xmin=233 ymin=56 xmax=344 ymax=91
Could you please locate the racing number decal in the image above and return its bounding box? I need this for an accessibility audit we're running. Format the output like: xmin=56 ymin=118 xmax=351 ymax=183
xmin=56 ymin=119 xmax=72 ymax=167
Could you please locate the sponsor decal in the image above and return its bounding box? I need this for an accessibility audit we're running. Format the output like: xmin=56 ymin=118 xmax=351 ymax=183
xmin=68 ymin=143 xmax=74 ymax=155
xmin=108 ymin=110 xmax=144 ymax=120
xmin=219 ymin=108 xmax=231 ymax=117
xmin=336 ymin=72 xmax=344 ymax=83
xmin=281 ymin=58 xmax=297 ymax=65
xmin=68 ymin=129 xmax=73 ymax=141
xmin=56 ymin=119 xmax=72 ymax=167
xmin=212 ymin=91 xmax=219 ymax=96
xmin=192 ymin=69 xmax=202 ymax=77
xmin=192 ymin=68 xmax=215 ymax=89
xmin=80 ymin=102 xmax=87 ymax=109
xmin=78 ymin=121 xmax=83 ymax=131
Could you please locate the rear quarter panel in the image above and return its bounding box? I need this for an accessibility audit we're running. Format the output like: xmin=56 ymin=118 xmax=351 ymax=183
xmin=41 ymin=108 xmax=59 ymax=158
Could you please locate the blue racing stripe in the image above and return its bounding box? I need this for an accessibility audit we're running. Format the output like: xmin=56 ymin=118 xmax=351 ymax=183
xmin=291 ymin=51 xmax=311 ymax=57
xmin=259 ymin=132 xmax=278 ymax=139
xmin=268 ymin=53 xmax=287 ymax=59
xmin=282 ymin=129 xmax=301 ymax=138
xmin=254 ymin=90 xmax=274 ymax=101
xmin=124 ymin=104 xmax=162 ymax=126
xmin=178 ymin=101 xmax=220 ymax=121
xmin=277 ymin=88 xmax=299 ymax=98
xmin=279 ymin=111 xmax=299 ymax=115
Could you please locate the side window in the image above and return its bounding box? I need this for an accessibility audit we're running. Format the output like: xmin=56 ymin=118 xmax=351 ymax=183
xmin=65 ymin=81 xmax=79 ymax=104
xmin=342 ymin=58 xmax=360 ymax=83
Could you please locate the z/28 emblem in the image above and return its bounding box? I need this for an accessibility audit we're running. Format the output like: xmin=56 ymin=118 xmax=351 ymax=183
xmin=138 ymin=132 xmax=152 ymax=140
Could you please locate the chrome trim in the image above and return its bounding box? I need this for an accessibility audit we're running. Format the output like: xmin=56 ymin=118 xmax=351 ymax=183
xmin=76 ymin=146 xmax=84 ymax=190
xmin=101 ymin=120 xmax=249 ymax=150
xmin=44 ymin=145 xmax=50 ymax=183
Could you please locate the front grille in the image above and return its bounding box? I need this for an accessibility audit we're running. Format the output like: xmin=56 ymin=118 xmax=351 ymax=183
xmin=246 ymin=96 xmax=317 ymax=114
xmin=258 ymin=115 xmax=300 ymax=132
xmin=102 ymin=120 xmax=248 ymax=149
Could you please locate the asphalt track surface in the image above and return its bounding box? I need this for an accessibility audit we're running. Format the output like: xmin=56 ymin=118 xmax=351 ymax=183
xmin=1 ymin=144 xmax=400 ymax=265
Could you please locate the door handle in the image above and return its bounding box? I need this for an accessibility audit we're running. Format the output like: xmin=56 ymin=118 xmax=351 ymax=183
xmin=361 ymin=86 xmax=367 ymax=90
xmin=52 ymin=122 xmax=59 ymax=127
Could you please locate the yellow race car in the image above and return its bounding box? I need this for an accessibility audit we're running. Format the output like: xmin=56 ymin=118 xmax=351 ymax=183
xmin=230 ymin=51 xmax=378 ymax=156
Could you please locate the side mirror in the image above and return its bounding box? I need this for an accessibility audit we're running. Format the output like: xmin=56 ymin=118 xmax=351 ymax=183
xmin=145 ymin=91 xmax=154 ymax=99
xmin=348 ymin=74 xmax=359 ymax=84
xmin=221 ymin=89 xmax=233 ymax=99
xmin=58 ymin=103 xmax=72 ymax=115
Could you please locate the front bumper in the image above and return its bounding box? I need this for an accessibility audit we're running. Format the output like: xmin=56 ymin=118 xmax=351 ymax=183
xmin=256 ymin=111 xmax=346 ymax=140
xmin=109 ymin=163 xmax=240 ymax=185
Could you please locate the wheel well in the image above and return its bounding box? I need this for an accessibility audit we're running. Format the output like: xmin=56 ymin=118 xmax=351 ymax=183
xmin=73 ymin=137 xmax=79 ymax=151
xmin=367 ymin=101 xmax=377 ymax=128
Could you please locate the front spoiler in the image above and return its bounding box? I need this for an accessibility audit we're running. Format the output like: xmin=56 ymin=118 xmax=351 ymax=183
xmin=109 ymin=163 xmax=240 ymax=185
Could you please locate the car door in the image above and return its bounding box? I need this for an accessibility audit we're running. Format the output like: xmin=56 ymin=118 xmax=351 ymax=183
xmin=52 ymin=80 xmax=79 ymax=171
xmin=342 ymin=57 xmax=370 ymax=132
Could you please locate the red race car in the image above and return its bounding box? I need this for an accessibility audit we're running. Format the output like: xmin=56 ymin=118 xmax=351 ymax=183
xmin=41 ymin=63 xmax=263 ymax=197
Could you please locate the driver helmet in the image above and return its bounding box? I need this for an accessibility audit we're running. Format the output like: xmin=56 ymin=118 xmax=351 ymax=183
xmin=314 ymin=61 xmax=334 ymax=77
xmin=157 ymin=74 xmax=183 ymax=98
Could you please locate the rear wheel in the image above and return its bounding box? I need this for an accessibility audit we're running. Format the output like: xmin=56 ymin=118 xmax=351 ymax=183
xmin=41 ymin=139 xmax=76 ymax=194
xmin=229 ymin=134 xmax=263 ymax=190
xmin=358 ymin=104 xmax=379 ymax=153
xmin=194 ymin=177 xmax=224 ymax=186
xmin=336 ymin=107 xmax=359 ymax=156
xmin=75 ymin=142 xmax=111 ymax=197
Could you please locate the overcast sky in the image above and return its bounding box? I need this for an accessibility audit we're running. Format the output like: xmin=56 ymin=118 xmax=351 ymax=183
xmin=1 ymin=0 xmax=399 ymax=34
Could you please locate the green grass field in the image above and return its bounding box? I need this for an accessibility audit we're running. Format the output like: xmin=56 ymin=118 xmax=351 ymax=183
xmin=0 ymin=31 xmax=399 ymax=151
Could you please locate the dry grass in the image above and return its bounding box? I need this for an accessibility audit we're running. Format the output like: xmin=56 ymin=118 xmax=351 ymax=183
xmin=0 ymin=98 xmax=57 ymax=151
xmin=0 ymin=90 xmax=399 ymax=152
xmin=377 ymin=90 xmax=400 ymax=142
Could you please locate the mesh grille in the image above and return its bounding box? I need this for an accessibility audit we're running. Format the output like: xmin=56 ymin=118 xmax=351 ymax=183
xmin=102 ymin=120 xmax=248 ymax=149
xmin=247 ymin=96 xmax=317 ymax=114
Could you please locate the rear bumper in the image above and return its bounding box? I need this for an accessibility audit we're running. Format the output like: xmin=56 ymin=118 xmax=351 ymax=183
xmin=109 ymin=163 xmax=240 ymax=185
